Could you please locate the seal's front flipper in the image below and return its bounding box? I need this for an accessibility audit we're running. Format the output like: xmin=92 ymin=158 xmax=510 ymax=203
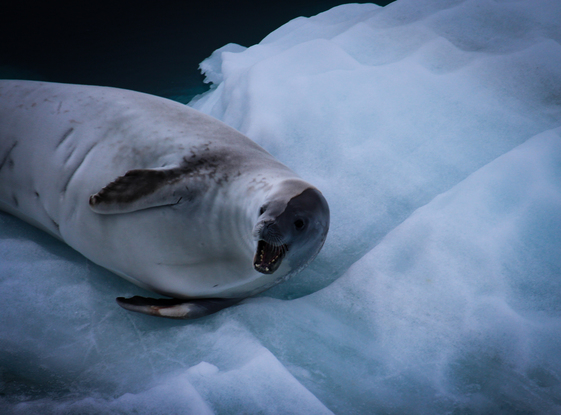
xmin=89 ymin=167 xmax=200 ymax=214
xmin=116 ymin=296 xmax=242 ymax=319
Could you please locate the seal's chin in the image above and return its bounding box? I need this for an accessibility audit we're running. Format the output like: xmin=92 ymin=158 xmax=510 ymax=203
xmin=253 ymin=240 xmax=287 ymax=274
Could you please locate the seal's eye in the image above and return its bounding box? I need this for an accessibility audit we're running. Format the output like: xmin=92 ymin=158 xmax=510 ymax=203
xmin=294 ymin=219 xmax=305 ymax=230
xmin=259 ymin=205 xmax=266 ymax=216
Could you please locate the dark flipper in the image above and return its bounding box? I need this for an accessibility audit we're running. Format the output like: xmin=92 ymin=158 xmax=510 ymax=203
xmin=116 ymin=296 xmax=243 ymax=319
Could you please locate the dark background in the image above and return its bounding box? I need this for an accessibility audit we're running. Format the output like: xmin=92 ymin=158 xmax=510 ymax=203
xmin=1 ymin=1 xmax=394 ymax=101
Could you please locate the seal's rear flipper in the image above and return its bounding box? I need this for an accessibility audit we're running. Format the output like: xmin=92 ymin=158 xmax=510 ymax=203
xmin=116 ymin=296 xmax=242 ymax=319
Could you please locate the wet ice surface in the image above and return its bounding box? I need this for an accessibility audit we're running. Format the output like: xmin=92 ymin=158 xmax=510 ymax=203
xmin=2 ymin=0 xmax=561 ymax=413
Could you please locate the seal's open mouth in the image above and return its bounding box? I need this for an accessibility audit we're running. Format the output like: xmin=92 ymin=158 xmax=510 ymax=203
xmin=253 ymin=240 xmax=287 ymax=274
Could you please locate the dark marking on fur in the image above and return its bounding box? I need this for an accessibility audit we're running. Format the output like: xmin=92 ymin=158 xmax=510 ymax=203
xmin=63 ymin=144 xmax=76 ymax=164
xmin=31 ymin=194 xmax=62 ymax=236
xmin=51 ymin=219 xmax=60 ymax=231
xmin=12 ymin=194 xmax=18 ymax=207
xmin=180 ymin=151 xmax=232 ymax=185
xmin=56 ymin=127 xmax=74 ymax=148
xmin=0 ymin=141 xmax=17 ymax=172
xmin=61 ymin=141 xmax=98 ymax=193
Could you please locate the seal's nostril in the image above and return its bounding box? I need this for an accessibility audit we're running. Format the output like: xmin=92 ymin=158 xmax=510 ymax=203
xmin=262 ymin=221 xmax=277 ymax=236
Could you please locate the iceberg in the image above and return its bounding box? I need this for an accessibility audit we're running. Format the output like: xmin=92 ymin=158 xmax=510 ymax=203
xmin=2 ymin=0 xmax=561 ymax=413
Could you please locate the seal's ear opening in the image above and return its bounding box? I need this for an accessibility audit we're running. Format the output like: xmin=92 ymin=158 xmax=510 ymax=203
xmin=89 ymin=168 xmax=195 ymax=214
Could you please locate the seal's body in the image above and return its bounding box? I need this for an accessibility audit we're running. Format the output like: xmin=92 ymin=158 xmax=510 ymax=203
xmin=0 ymin=80 xmax=329 ymax=318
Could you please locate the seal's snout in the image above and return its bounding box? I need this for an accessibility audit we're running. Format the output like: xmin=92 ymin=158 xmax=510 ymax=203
xmin=253 ymin=220 xmax=281 ymax=242
xmin=253 ymin=239 xmax=287 ymax=274
xmin=259 ymin=221 xmax=284 ymax=245
xmin=253 ymin=221 xmax=288 ymax=274
xmin=252 ymin=220 xmax=264 ymax=241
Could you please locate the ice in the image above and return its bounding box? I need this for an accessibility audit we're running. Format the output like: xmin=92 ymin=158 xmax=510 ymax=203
xmin=299 ymin=127 xmax=561 ymax=412
xmin=2 ymin=0 xmax=561 ymax=413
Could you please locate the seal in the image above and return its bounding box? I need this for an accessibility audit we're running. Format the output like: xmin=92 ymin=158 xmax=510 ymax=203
xmin=0 ymin=80 xmax=330 ymax=319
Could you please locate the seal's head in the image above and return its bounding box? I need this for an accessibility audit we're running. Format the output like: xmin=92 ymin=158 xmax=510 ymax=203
xmin=253 ymin=180 xmax=330 ymax=276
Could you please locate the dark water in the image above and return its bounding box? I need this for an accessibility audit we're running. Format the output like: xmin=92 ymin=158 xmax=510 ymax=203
xmin=1 ymin=0 xmax=393 ymax=103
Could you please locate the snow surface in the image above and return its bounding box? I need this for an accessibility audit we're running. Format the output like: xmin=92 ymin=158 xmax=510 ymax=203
xmin=2 ymin=0 xmax=561 ymax=413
